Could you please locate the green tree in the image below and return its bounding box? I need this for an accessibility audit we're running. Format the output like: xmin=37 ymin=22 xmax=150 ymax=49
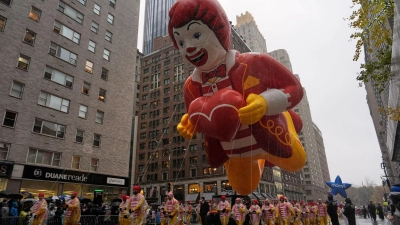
xmin=347 ymin=0 xmax=394 ymax=93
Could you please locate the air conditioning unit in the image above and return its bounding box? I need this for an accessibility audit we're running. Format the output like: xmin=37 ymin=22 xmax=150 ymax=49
xmin=49 ymin=49 xmax=56 ymax=55
xmin=44 ymin=72 xmax=52 ymax=79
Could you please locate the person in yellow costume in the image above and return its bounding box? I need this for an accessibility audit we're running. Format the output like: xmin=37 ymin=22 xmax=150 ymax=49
xmin=217 ymin=196 xmax=231 ymax=225
xmin=308 ymin=202 xmax=317 ymax=225
xmin=262 ymin=199 xmax=275 ymax=225
xmin=29 ymin=193 xmax=47 ymax=225
xmin=249 ymin=200 xmax=261 ymax=225
xmin=160 ymin=200 xmax=167 ymax=225
xmin=165 ymin=192 xmax=179 ymax=225
xmin=292 ymin=202 xmax=301 ymax=225
xmin=64 ymin=192 xmax=80 ymax=225
xmin=232 ymin=198 xmax=247 ymax=225
xmin=317 ymin=199 xmax=328 ymax=225
xmin=177 ymin=201 xmax=184 ymax=225
xmin=183 ymin=201 xmax=193 ymax=225
xmin=119 ymin=195 xmax=131 ymax=225
xmin=300 ymin=201 xmax=309 ymax=225
xmin=276 ymin=196 xmax=294 ymax=225
xmin=129 ymin=186 xmax=146 ymax=225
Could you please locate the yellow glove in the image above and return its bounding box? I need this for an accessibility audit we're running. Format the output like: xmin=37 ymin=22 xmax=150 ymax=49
xmin=239 ymin=94 xmax=267 ymax=125
xmin=177 ymin=114 xmax=197 ymax=139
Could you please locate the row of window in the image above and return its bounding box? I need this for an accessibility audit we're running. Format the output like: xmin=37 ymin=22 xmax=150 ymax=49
xmin=2 ymin=110 xmax=103 ymax=147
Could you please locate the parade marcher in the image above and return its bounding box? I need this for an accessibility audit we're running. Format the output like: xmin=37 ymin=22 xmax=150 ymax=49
xmin=326 ymin=194 xmax=339 ymax=225
xmin=177 ymin=201 xmax=184 ymax=225
xmin=217 ymin=196 xmax=231 ymax=225
xmin=292 ymin=202 xmax=301 ymax=225
xmin=196 ymin=200 xmax=201 ymax=225
xmin=273 ymin=198 xmax=279 ymax=225
xmin=249 ymin=200 xmax=261 ymax=225
xmin=199 ymin=197 xmax=209 ymax=225
xmin=160 ymin=201 xmax=167 ymax=225
xmin=308 ymin=202 xmax=317 ymax=225
xmin=262 ymin=199 xmax=275 ymax=225
xmin=317 ymin=199 xmax=328 ymax=225
xmin=368 ymin=201 xmax=377 ymax=222
xmin=300 ymin=201 xmax=309 ymax=225
xmin=165 ymin=192 xmax=179 ymax=225
xmin=377 ymin=203 xmax=385 ymax=221
xmin=183 ymin=201 xmax=193 ymax=225
xmin=64 ymin=192 xmax=80 ymax=225
xmin=129 ymin=186 xmax=146 ymax=225
xmin=343 ymin=198 xmax=355 ymax=225
xmin=29 ymin=193 xmax=48 ymax=225
xmin=337 ymin=204 xmax=348 ymax=225
xmin=232 ymin=198 xmax=247 ymax=225
xmin=119 ymin=195 xmax=131 ymax=225
xmin=276 ymin=196 xmax=293 ymax=225
xmin=362 ymin=206 xmax=368 ymax=219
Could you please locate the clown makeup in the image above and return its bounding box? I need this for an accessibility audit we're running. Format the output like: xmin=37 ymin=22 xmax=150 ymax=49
xmin=173 ymin=20 xmax=227 ymax=71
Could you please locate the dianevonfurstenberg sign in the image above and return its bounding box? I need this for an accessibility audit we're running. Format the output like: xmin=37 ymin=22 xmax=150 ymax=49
xmin=23 ymin=165 xmax=128 ymax=187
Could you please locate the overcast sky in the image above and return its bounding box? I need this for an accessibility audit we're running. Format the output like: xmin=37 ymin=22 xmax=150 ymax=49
xmin=136 ymin=0 xmax=385 ymax=187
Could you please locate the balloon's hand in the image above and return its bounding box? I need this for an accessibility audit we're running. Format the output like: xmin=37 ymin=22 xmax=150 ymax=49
xmin=239 ymin=94 xmax=267 ymax=125
xmin=177 ymin=114 xmax=197 ymax=139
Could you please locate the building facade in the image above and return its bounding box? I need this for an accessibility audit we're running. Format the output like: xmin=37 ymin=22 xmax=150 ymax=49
xmin=0 ymin=0 xmax=139 ymax=203
xmin=235 ymin=11 xmax=267 ymax=53
xmin=142 ymin=0 xmax=175 ymax=55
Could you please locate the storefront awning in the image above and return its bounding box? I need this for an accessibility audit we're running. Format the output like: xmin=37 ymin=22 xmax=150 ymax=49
xmin=253 ymin=192 xmax=265 ymax=200
xmin=202 ymin=193 xmax=214 ymax=201
xmin=185 ymin=193 xmax=199 ymax=203
xmin=267 ymin=193 xmax=276 ymax=200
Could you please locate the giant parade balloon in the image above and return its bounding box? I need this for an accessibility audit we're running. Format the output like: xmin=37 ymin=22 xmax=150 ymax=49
xmin=168 ymin=0 xmax=306 ymax=195
xmin=326 ymin=175 xmax=352 ymax=198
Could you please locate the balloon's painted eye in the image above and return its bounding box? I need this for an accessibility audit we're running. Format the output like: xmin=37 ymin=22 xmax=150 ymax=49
xmin=179 ymin=40 xmax=184 ymax=47
xmin=193 ymin=32 xmax=201 ymax=39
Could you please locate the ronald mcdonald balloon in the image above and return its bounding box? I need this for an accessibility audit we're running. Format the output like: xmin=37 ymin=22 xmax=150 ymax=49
xmin=168 ymin=0 xmax=306 ymax=195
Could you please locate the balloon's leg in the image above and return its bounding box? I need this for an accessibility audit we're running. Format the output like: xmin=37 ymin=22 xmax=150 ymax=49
xmin=224 ymin=156 xmax=265 ymax=195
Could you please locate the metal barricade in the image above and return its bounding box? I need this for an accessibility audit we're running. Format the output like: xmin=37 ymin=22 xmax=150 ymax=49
xmin=0 ymin=217 xmax=29 ymax=225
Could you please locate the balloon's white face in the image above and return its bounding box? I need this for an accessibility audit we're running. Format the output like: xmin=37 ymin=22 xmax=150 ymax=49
xmin=173 ymin=20 xmax=227 ymax=72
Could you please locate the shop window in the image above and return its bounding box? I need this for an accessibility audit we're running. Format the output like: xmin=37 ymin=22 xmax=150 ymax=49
xmin=21 ymin=180 xmax=58 ymax=198
xmin=63 ymin=183 xmax=81 ymax=196
xmin=203 ymin=181 xmax=216 ymax=193
xmin=3 ymin=111 xmax=17 ymax=128
xmin=91 ymin=158 xmax=99 ymax=171
xmin=188 ymin=183 xmax=200 ymax=193
xmin=0 ymin=142 xmax=10 ymax=160
xmin=75 ymin=129 xmax=84 ymax=143
xmin=27 ymin=148 xmax=61 ymax=167
xmin=72 ymin=155 xmax=80 ymax=169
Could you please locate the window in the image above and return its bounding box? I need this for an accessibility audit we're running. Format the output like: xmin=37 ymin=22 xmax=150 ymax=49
xmin=93 ymin=134 xmax=101 ymax=146
xmin=88 ymin=40 xmax=96 ymax=52
xmin=94 ymin=3 xmax=101 ymax=15
xmin=3 ymin=111 xmax=17 ymax=128
xmin=82 ymin=82 xmax=90 ymax=94
xmin=0 ymin=0 xmax=11 ymax=6
xmin=101 ymin=68 xmax=108 ymax=80
xmin=23 ymin=29 xmax=36 ymax=45
xmin=95 ymin=110 xmax=104 ymax=124
xmin=98 ymin=89 xmax=106 ymax=101
xmin=103 ymin=49 xmax=110 ymax=60
xmin=29 ymin=6 xmax=41 ymax=22
xmin=27 ymin=148 xmax=61 ymax=167
xmin=189 ymin=144 xmax=197 ymax=152
xmin=109 ymin=0 xmax=116 ymax=8
xmin=85 ymin=60 xmax=93 ymax=73
xmin=49 ymin=42 xmax=77 ymax=65
xmin=72 ymin=155 xmax=80 ymax=169
xmin=78 ymin=105 xmax=88 ymax=118
xmin=305 ymin=174 xmax=310 ymax=179
xmin=190 ymin=157 xmax=197 ymax=164
xmin=0 ymin=142 xmax=10 ymax=160
xmin=10 ymin=81 xmax=24 ymax=98
xmin=191 ymin=168 xmax=197 ymax=177
xmin=44 ymin=66 xmax=73 ymax=88
xmin=77 ymin=0 xmax=86 ymax=5
xmin=53 ymin=21 xmax=80 ymax=44
xmin=75 ymin=129 xmax=84 ymax=143
xmin=91 ymin=21 xmax=99 ymax=33
xmin=33 ymin=118 xmax=65 ymax=138
xmin=0 ymin=16 xmax=6 ymax=32
xmin=105 ymin=30 xmax=112 ymax=42
xmin=107 ymin=13 xmax=114 ymax=24
xmin=91 ymin=158 xmax=99 ymax=171
xmin=306 ymin=190 xmax=312 ymax=195
xmin=164 ymin=78 xmax=170 ymax=85
xmin=38 ymin=91 xmax=70 ymax=113
xmin=58 ymin=1 xmax=84 ymax=24
xmin=17 ymin=54 xmax=30 ymax=71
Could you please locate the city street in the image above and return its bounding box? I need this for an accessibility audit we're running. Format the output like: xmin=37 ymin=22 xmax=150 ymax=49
xmin=356 ymin=216 xmax=388 ymax=225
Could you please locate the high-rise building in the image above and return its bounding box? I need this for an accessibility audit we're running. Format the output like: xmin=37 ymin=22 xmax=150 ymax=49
xmin=0 ymin=0 xmax=139 ymax=201
xmin=235 ymin=11 xmax=267 ymax=53
xmin=142 ymin=0 xmax=175 ymax=55
xmin=269 ymin=49 xmax=330 ymax=202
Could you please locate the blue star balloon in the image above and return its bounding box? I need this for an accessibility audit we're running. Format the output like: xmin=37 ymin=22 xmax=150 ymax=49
xmin=326 ymin=175 xmax=352 ymax=198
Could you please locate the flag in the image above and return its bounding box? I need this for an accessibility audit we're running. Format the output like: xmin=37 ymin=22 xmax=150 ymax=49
xmin=149 ymin=186 xmax=154 ymax=197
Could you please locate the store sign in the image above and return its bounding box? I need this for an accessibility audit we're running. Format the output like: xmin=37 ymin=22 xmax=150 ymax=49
xmin=0 ymin=161 xmax=14 ymax=178
xmin=22 ymin=165 xmax=128 ymax=187
xmin=107 ymin=177 xmax=125 ymax=185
